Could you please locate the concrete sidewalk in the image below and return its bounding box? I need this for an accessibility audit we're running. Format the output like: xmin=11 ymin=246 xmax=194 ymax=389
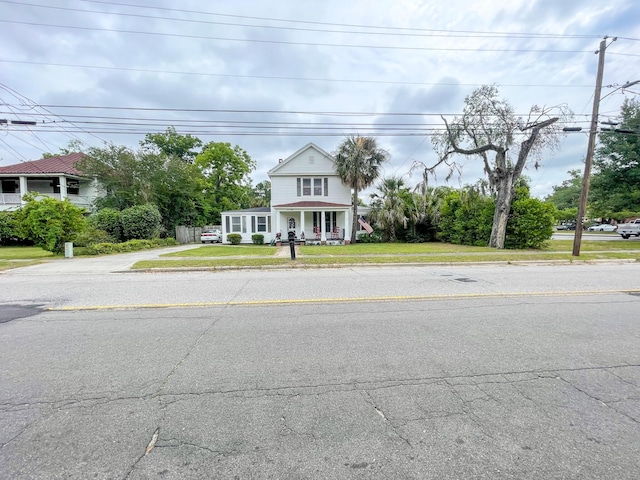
xmin=3 ymin=244 xmax=199 ymax=275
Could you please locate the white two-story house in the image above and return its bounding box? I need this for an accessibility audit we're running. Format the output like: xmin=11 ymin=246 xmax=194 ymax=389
xmin=221 ymin=143 xmax=367 ymax=244
xmin=0 ymin=153 xmax=99 ymax=212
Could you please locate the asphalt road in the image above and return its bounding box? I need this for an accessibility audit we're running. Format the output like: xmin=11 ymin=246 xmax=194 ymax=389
xmin=1 ymin=254 xmax=640 ymax=479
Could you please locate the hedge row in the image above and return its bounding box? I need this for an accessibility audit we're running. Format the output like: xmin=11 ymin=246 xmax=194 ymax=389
xmin=74 ymin=238 xmax=177 ymax=256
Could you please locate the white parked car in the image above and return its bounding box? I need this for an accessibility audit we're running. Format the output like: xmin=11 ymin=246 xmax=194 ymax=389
xmin=587 ymin=224 xmax=617 ymax=232
xmin=200 ymin=229 xmax=222 ymax=243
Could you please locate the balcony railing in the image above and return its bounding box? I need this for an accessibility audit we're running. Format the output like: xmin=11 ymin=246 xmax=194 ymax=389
xmin=0 ymin=193 xmax=92 ymax=205
xmin=0 ymin=193 xmax=21 ymax=204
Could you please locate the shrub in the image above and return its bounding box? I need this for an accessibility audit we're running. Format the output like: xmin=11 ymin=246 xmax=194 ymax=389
xmin=89 ymin=208 xmax=122 ymax=242
xmin=14 ymin=194 xmax=87 ymax=253
xmin=251 ymin=234 xmax=264 ymax=245
xmin=120 ymin=204 xmax=162 ymax=241
xmin=75 ymin=237 xmax=177 ymax=255
xmin=357 ymin=232 xmax=383 ymax=243
xmin=73 ymin=227 xmax=113 ymax=247
xmin=438 ymin=190 xmax=493 ymax=246
xmin=505 ymin=198 xmax=555 ymax=249
xmin=0 ymin=211 xmax=28 ymax=245
xmin=227 ymin=233 xmax=242 ymax=245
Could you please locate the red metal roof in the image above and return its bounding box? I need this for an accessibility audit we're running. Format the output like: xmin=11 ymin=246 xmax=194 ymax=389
xmin=0 ymin=153 xmax=87 ymax=176
xmin=274 ymin=201 xmax=351 ymax=208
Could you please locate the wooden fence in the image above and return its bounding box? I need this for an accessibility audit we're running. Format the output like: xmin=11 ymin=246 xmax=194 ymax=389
xmin=175 ymin=225 xmax=221 ymax=244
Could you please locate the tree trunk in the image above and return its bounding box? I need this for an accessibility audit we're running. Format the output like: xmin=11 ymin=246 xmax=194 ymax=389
xmin=489 ymin=172 xmax=514 ymax=249
xmin=351 ymin=186 xmax=359 ymax=244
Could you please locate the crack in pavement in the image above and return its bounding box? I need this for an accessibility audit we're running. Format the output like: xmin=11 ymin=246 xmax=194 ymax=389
xmin=361 ymin=390 xmax=412 ymax=447
xmin=153 ymin=316 xmax=222 ymax=396
xmin=557 ymin=375 xmax=640 ymax=425
xmin=3 ymin=364 xmax=638 ymax=412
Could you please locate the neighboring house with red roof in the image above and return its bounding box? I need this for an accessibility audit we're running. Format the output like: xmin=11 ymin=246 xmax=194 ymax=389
xmin=0 ymin=153 xmax=100 ymax=211
xmin=221 ymin=143 xmax=370 ymax=244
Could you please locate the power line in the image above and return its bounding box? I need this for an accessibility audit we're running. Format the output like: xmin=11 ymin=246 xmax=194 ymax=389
xmin=28 ymin=104 xmax=582 ymax=117
xmin=0 ymin=19 xmax=614 ymax=55
xmin=0 ymin=59 xmax=595 ymax=89
xmin=0 ymin=0 xmax=609 ymax=41
xmin=77 ymin=0 xmax=626 ymax=41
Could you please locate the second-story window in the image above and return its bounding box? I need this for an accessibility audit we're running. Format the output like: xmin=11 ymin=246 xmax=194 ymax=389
xmin=302 ymin=178 xmax=311 ymax=196
xmin=297 ymin=177 xmax=328 ymax=196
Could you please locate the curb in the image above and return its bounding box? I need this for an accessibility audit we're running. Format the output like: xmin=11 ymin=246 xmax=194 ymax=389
xmin=124 ymin=257 xmax=639 ymax=273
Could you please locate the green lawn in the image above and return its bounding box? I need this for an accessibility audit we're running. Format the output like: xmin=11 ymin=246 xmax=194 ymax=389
xmin=0 ymin=246 xmax=54 ymax=271
xmin=0 ymin=246 xmax=55 ymax=260
xmin=132 ymin=251 xmax=640 ymax=270
xmin=161 ymin=245 xmax=277 ymax=257
xmin=545 ymin=240 xmax=640 ymax=251
xmin=299 ymin=243 xmax=495 ymax=256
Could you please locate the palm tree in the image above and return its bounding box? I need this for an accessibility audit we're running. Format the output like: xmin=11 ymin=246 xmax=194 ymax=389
xmin=334 ymin=136 xmax=389 ymax=243
xmin=370 ymin=176 xmax=408 ymax=242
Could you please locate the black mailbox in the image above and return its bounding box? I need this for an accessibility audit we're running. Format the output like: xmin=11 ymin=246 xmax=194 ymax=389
xmin=287 ymin=231 xmax=296 ymax=260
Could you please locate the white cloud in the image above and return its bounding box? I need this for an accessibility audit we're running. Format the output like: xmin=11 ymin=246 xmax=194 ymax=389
xmin=0 ymin=0 xmax=638 ymax=197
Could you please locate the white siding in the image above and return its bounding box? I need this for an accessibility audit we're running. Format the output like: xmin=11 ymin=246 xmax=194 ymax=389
xmin=270 ymin=176 xmax=350 ymax=206
xmin=271 ymin=146 xmax=336 ymax=176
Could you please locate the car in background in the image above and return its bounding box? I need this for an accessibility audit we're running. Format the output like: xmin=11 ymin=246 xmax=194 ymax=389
xmin=200 ymin=229 xmax=222 ymax=243
xmin=557 ymin=222 xmax=576 ymax=230
xmin=587 ymin=224 xmax=617 ymax=232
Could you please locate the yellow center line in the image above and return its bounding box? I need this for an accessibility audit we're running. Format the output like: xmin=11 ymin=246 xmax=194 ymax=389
xmin=47 ymin=289 xmax=640 ymax=311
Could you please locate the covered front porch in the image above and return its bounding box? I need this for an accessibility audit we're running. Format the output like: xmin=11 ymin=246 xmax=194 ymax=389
xmin=0 ymin=175 xmax=95 ymax=211
xmin=272 ymin=201 xmax=352 ymax=245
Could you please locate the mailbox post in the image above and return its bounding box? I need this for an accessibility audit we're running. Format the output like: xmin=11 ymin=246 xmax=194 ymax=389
xmin=288 ymin=231 xmax=296 ymax=260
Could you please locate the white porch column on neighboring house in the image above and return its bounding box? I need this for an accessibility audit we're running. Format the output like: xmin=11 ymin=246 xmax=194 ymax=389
xmin=59 ymin=176 xmax=68 ymax=200
xmin=320 ymin=210 xmax=326 ymax=241
xmin=300 ymin=210 xmax=305 ymax=237
xmin=19 ymin=176 xmax=27 ymax=205
xmin=275 ymin=209 xmax=281 ymax=237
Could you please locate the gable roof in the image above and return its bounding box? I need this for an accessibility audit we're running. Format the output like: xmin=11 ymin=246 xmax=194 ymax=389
xmin=267 ymin=143 xmax=335 ymax=175
xmin=0 ymin=153 xmax=87 ymax=176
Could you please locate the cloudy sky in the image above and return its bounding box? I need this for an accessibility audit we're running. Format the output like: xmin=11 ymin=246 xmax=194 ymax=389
xmin=1 ymin=0 xmax=639 ymax=198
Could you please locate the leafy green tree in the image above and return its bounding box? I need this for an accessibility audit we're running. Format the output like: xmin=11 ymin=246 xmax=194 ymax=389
xmin=79 ymin=144 xmax=207 ymax=233
xmin=15 ymin=194 xmax=87 ymax=253
xmin=147 ymin=155 xmax=207 ymax=232
xmin=251 ymin=181 xmax=272 ymax=207
xmin=430 ymin=85 xmax=568 ymax=248
xmin=590 ymin=98 xmax=640 ymax=217
xmin=195 ymin=142 xmax=256 ymax=223
xmin=545 ymin=169 xmax=582 ymax=211
xmin=334 ymin=136 xmax=389 ymax=244
xmin=140 ymin=126 xmax=203 ymax=163
xmin=77 ymin=144 xmax=149 ymax=210
xmin=369 ymin=177 xmax=409 ymax=242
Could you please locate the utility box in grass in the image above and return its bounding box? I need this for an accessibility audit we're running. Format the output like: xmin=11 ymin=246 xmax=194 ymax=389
xmin=64 ymin=242 xmax=74 ymax=258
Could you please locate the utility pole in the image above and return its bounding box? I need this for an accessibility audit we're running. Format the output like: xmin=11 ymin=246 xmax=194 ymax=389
xmin=572 ymin=37 xmax=614 ymax=257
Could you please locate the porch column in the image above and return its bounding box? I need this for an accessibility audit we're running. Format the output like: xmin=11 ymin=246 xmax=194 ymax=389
xmin=19 ymin=176 xmax=27 ymax=205
xmin=321 ymin=210 xmax=326 ymax=241
xmin=275 ymin=209 xmax=281 ymax=236
xmin=344 ymin=210 xmax=350 ymax=240
xmin=300 ymin=210 xmax=305 ymax=237
xmin=59 ymin=176 xmax=68 ymax=200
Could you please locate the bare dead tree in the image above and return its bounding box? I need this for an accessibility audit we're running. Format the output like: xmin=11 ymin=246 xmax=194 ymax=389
xmin=422 ymin=85 xmax=570 ymax=248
